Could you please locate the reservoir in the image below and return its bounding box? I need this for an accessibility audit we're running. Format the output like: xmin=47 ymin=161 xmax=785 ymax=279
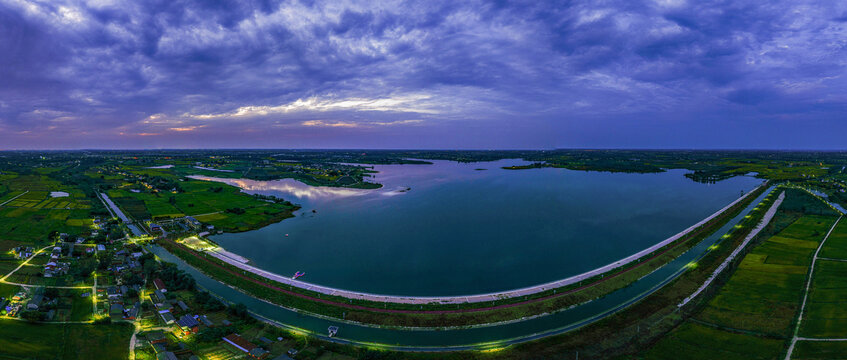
xmin=193 ymin=159 xmax=762 ymax=296
xmin=149 ymin=183 xmax=773 ymax=348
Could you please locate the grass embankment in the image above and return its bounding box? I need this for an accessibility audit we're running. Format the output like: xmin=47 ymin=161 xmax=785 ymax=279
xmin=0 ymin=319 xmax=132 ymax=360
xmin=643 ymin=188 xmax=840 ymax=359
xmin=158 ymin=185 xmax=767 ymax=328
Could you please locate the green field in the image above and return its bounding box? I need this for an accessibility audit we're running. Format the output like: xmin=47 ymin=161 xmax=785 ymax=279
xmin=645 ymin=322 xmax=785 ymax=360
xmin=0 ymin=320 xmax=132 ymax=360
xmin=792 ymin=340 xmax=847 ymax=359
xmin=818 ymin=219 xmax=847 ymax=259
xmin=693 ymin=215 xmax=835 ymax=337
xmin=0 ymin=174 xmax=96 ymax=243
xmin=796 ymin=218 xmax=847 ymax=341
xmin=0 ymin=207 xmax=94 ymax=243
xmin=106 ymin=177 xmax=297 ymax=231
xmin=646 ymin=196 xmax=839 ymax=359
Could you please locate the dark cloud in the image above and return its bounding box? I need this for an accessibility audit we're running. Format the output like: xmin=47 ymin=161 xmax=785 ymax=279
xmin=0 ymin=0 xmax=845 ymax=149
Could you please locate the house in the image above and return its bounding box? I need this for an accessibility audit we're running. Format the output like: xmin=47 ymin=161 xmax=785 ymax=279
xmin=150 ymin=224 xmax=163 ymax=233
xmin=156 ymin=352 xmax=178 ymax=360
xmin=97 ymin=244 xmax=106 ymax=252
xmin=151 ymin=343 xmax=167 ymax=354
xmin=124 ymin=306 xmax=139 ymax=320
xmin=176 ymin=301 xmax=189 ymax=312
xmin=249 ymin=347 xmax=270 ymax=359
xmin=155 ymin=302 xmax=173 ymax=312
xmin=107 ymin=286 xmax=121 ymax=300
xmin=222 ymin=333 xmax=256 ymax=354
xmin=153 ymin=289 xmax=167 ymax=303
xmin=12 ymin=246 xmax=33 ymax=259
xmin=153 ymin=279 xmax=167 ymax=293
xmin=176 ymin=315 xmax=200 ymax=334
xmin=197 ymin=315 xmax=214 ymax=327
xmin=109 ymin=304 xmax=124 ymax=319
xmin=185 ymin=216 xmax=201 ymax=229
xmin=159 ymin=311 xmax=175 ymax=325
xmin=146 ymin=331 xmax=167 ymax=344
xmin=26 ymin=295 xmax=43 ymax=310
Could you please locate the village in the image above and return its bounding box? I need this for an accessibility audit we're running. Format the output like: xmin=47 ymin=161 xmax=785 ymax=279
xmin=1 ymin=216 xmax=334 ymax=360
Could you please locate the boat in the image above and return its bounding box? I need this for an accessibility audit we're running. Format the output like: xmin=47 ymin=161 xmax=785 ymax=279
xmin=327 ymin=326 xmax=339 ymax=337
xmin=292 ymin=271 xmax=305 ymax=280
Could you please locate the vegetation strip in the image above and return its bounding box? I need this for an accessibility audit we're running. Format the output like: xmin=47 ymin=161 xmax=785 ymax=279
xmin=678 ymin=191 xmax=786 ymax=307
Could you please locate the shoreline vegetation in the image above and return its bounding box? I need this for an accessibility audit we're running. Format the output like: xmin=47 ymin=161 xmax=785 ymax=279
xmin=156 ymin=183 xmax=770 ymax=328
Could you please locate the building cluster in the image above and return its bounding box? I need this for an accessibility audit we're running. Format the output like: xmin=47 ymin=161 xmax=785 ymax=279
xmin=105 ymin=246 xmax=146 ymax=321
xmin=2 ymin=287 xmax=60 ymax=321
xmin=44 ymin=245 xmax=70 ymax=278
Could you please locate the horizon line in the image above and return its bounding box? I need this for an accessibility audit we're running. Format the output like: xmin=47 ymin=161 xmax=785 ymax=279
xmin=1 ymin=147 xmax=847 ymax=152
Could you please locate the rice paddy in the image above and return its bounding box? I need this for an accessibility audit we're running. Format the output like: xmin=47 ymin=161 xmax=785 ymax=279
xmin=645 ymin=191 xmax=840 ymax=359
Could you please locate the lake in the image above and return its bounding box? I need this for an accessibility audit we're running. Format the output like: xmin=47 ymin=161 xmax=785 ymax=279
xmin=196 ymin=159 xmax=762 ymax=296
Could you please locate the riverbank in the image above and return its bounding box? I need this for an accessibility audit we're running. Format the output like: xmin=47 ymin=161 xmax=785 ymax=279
xmin=156 ymin=182 xmax=769 ymax=327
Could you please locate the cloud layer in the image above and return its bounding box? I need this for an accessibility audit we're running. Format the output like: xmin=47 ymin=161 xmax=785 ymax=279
xmin=1 ymin=0 xmax=846 ymax=149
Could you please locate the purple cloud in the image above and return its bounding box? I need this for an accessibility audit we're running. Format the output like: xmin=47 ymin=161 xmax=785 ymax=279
xmin=0 ymin=0 xmax=845 ymax=149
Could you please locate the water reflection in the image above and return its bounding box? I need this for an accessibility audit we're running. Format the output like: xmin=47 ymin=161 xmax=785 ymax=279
xmin=187 ymin=175 xmax=372 ymax=200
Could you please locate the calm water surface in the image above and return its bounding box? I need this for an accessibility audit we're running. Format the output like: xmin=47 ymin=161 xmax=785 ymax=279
xmin=197 ymin=160 xmax=761 ymax=296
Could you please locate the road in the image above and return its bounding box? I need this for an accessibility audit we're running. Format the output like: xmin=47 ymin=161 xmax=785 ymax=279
xmin=98 ymin=192 xmax=146 ymax=237
xmin=0 ymin=190 xmax=29 ymax=206
xmin=200 ymin=182 xmax=767 ymax=305
xmin=98 ymin=192 xmax=131 ymax=223
xmin=0 ymin=245 xmax=51 ymax=282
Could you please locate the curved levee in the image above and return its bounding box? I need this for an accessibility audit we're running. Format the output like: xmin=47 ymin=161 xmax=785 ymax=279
xmin=148 ymin=186 xmax=775 ymax=349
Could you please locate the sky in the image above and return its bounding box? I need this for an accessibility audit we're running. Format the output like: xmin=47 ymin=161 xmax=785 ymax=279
xmin=1 ymin=0 xmax=846 ymax=150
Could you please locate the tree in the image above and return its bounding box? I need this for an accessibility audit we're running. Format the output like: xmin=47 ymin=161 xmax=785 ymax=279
xmin=20 ymin=311 xmax=46 ymax=322
xmin=126 ymin=288 xmax=139 ymax=299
